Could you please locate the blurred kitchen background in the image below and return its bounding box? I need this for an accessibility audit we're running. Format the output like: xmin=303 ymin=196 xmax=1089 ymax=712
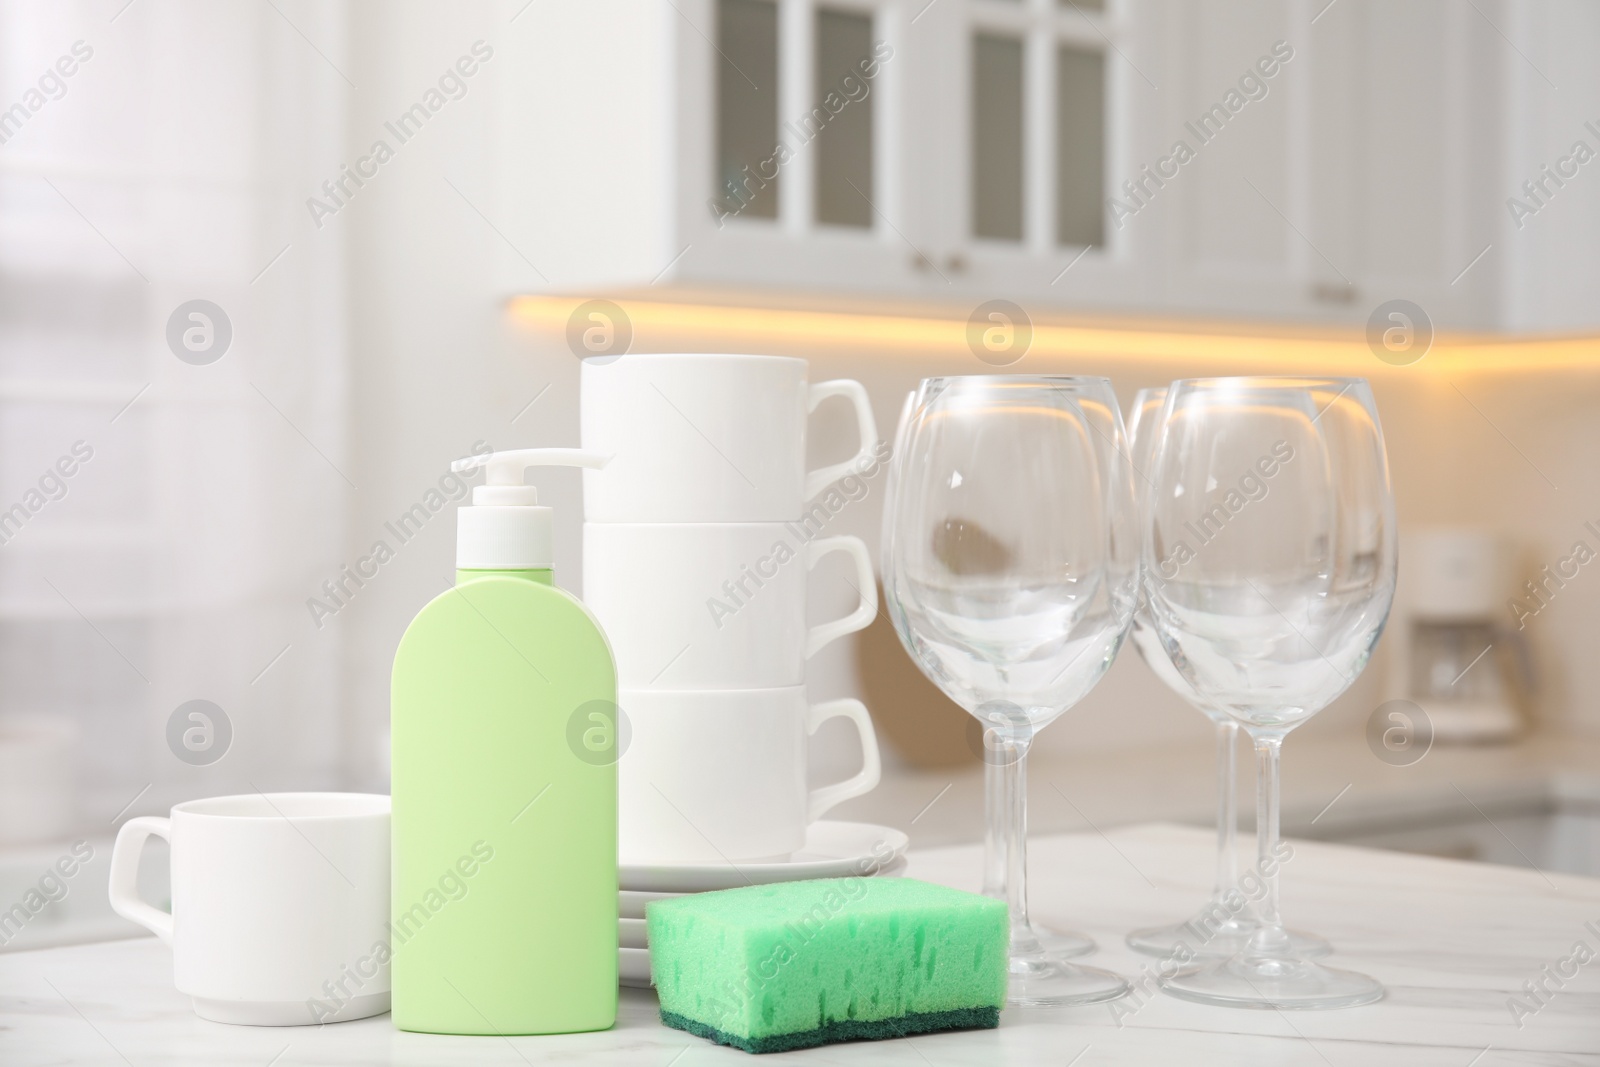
xmin=4 ymin=0 xmax=1600 ymax=949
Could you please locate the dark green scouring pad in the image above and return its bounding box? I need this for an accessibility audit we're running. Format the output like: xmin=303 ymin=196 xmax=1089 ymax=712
xmin=646 ymin=877 xmax=1007 ymax=1054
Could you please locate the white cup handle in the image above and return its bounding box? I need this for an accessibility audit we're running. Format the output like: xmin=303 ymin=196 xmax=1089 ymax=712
xmin=804 ymin=380 xmax=880 ymax=502
xmin=805 ymin=698 xmax=882 ymax=821
xmin=109 ymin=816 xmax=173 ymax=944
xmin=805 ymin=536 xmax=878 ymax=659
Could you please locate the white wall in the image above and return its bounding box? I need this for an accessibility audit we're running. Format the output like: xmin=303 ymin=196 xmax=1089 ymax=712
xmin=340 ymin=0 xmax=534 ymax=788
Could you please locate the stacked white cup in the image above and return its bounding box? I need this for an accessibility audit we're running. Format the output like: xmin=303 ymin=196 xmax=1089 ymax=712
xmin=580 ymin=354 xmax=884 ymax=864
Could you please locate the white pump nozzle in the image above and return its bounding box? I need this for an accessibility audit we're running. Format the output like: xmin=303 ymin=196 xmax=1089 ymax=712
xmin=453 ymin=447 xmax=611 ymax=570
xmin=452 ymin=448 xmax=610 ymax=506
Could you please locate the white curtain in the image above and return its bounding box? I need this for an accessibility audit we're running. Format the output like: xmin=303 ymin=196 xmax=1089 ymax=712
xmin=0 ymin=0 xmax=348 ymax=834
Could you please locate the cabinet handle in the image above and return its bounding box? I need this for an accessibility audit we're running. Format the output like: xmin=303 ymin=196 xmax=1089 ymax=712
xmin=909 ymin=252 xmax=970 ymax=275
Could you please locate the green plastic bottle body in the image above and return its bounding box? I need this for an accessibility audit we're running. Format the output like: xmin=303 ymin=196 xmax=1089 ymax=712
xmin=391 ymin=569 xmax=618 ymax=1034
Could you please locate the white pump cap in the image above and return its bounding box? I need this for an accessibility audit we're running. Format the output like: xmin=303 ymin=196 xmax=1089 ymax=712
xmin=450 ymin=448 xmax=609 ymax=569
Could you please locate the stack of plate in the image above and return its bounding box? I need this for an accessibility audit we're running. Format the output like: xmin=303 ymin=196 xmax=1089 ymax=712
xmin=614 ymin=821 xmax=910 ymax=987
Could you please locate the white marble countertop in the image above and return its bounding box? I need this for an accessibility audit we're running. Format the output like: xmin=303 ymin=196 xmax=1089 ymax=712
xmin=3 ymin=824 xmax=1598 ymax=1065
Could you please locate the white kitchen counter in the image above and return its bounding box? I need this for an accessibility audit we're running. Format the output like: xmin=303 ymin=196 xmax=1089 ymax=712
xmin=2 ymin=824 xmax=1597 ymax=1065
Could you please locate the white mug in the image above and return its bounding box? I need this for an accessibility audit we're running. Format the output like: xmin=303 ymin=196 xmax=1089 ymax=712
xmin=580 ymin=353 xmax=879 ymax=522
xmin=584 ymin=523 xmax=877 ymax=688
xmin=619 ymin=687 xmax=881 ymax=863
xmin=109 ymin=792 xmax=390 ymax=1026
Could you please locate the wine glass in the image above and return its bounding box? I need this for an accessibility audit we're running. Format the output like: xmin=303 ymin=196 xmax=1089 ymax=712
xmin=1142 ymin=377 xmax=1395 ymax=1009
xmin=882 ymin=376 xmax=1135 ymax=1006
xmin=1123 ymin=387 xmax=1330 ymax=962
xmin=888 ymin=388 xmax=1095 ymax=962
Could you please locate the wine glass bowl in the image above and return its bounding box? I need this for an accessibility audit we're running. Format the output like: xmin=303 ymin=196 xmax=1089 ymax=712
xmin=1147 ymin=380 xmax=1393 ymax=733
xmin=887 ymin=383 xmax=1130 ymax=725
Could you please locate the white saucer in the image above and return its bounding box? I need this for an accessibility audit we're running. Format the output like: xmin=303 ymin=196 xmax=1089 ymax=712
xmin=619 ymin=917 xmax=647 ymax=948
xmin=620 ymin=821 xmax=909 ymax=893
xmin=619 ymin=947 xmax=652 ymax=988
xmin=619 ymin=856 xmax=906 ymax=918
xmin=619 ymin=888 xmax=680 ymax=919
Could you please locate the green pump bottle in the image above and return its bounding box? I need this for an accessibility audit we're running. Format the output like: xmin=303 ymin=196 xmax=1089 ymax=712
xmin=390 ymin=448 xmax=617 ymax=1034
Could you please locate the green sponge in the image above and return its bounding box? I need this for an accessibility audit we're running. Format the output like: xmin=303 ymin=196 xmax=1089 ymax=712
xmin=646 ymin=877 xmax=1007 ymax=1054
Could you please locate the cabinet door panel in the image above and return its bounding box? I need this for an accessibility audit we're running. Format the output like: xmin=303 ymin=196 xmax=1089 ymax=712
xmin=815 ymin=7 xmax=877 ymax=227
xmin=1055 ymin=43 xmax=1105 ymax=247
xmin=1179 ymin=0 xmax=1294 ymax=277
xmin=1310 ymin=0 xmax=1500 ymax=326
xmin=715 ymin=0 xmax=783 ymax=222
xmin=1353 ymin=0 xmax=1453 ymax=282
xmin=972 ymin=32 xmax=1027 ymax=241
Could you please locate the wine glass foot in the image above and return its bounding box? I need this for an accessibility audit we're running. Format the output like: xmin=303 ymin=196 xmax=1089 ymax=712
xmin=1030 ymin=921 xmax=1096 ymax=959
xmin=1158 ymin=954 xmax=1384 ymax=1010
xmin=1127 ymin=913 xmax=1330 ymax=960
xmin=1008 ymin=952 xmax=1130 ymax=1007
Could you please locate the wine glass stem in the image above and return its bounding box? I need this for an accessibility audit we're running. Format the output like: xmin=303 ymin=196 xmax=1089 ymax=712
xmin=1213 ymin=720 xmax=1239 ymax=899
xmin=1249 ymin=732 xmax=1291 ymax=954
xmin=1002 ymin=739 xmax=1032 ymax=934
xmin=983 ymin=752 xmax=1005 ymax=899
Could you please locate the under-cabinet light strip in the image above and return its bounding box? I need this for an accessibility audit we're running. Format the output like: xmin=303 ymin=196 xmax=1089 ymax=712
xmin=508 ymin=295 xmax=1600 ymax=375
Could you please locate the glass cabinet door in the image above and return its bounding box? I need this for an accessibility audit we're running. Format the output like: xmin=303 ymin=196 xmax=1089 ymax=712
xmin=701 ymin=0 xmax=1117 ymax=290
xmin=714 ymin=0 xmax=782 ymax=221
xmin=713 ymin=0 xmax=887 ymax=232
xmin=814 ymin=8 xmax=877 ymax=226
xmin=967 ymin=0 xmax=1109 ymax=250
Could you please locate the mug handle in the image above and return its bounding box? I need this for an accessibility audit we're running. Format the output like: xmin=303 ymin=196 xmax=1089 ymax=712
xmin=109 ymin=816 xmax=173 ymax=944
xmin=805 ymin=536 xmax=878 ymax=659
xmin=805 ymin=699 xmax=882 ymax=821
xmin=803 ymin=380 xmax=880 ymax=502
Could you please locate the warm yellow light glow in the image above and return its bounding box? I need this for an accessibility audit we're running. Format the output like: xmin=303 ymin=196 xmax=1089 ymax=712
xmin=508 ymin=295 xmax=1600 ymax=375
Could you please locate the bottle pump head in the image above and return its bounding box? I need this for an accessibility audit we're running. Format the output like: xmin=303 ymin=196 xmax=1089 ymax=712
xmin=450 ymin=448 xmax=609 ymax=570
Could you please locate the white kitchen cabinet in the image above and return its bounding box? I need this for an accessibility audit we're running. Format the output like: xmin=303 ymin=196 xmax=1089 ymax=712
xmin=496 ymin=0 xmax=1137 ymax=303
xmin=1149 ymin=0 xmax=1504 ymax=329
xmin=498 ymin=0 xmax=1508 ymax=328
